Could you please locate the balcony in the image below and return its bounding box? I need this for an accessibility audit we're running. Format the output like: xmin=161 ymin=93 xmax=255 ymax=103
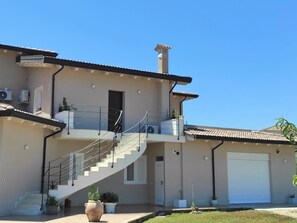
xmin=54 ymin=107 xmax=185 ymax=142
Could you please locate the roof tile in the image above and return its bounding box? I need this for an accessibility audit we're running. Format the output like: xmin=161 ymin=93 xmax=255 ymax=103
xmin=185 ymin=126 xmax=289 ymax=144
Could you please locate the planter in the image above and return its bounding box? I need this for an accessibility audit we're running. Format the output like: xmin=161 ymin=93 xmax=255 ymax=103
xmin=210 ymin=199 xmax=218 ymax=207
xmin=85 ymin=200 xmax=104 ymax=222
xmin=55 ymin=111 xmax=74 ymax=129
xmin=104 ymin=202 xmax=117 ymax=213
xmin=45 ymin=205 xmax=59 ymax=215
xmin=173 ymin=199 xmax=187 ymax=208
xmin=161 ymin=117 xmax=184 ymax=136
xmin=288 ymin=198 xmax=297 ymax=205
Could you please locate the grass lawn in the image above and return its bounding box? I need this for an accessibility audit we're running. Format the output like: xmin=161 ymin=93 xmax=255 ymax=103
xmin=144 ymin=210 xmax=296 ymax=223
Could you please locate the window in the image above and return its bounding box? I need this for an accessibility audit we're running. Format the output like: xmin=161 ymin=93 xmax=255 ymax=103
xmin=124 ymin=155 xmax=147 ymax=184
xmin=34 ymin=86 xmax=43 ymax=113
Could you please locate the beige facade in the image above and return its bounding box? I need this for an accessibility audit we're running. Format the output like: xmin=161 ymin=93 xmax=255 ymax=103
xmin=0 ymin=118 xmax=45 ymax=215
xmin=0 ymin=43 xmax=295 ymax=216
xmin=0 ymin=51 xmax=28 ymax=109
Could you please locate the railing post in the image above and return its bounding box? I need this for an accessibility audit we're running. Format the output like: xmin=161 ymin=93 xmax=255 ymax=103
xmin=146 ymin=111 xmax=149 ymax=138
xmin=177 ymin=116 xmax=180 ymax=140
xmin=98 ymin=139 xmax=101 ymax=162
xmin=67 ymin=110 xmax=70 ymax=135
xmin=111 ymin=136 xmax=116 ymax=168
xmin=47 ymin=162 xmax=51 ymax=196
xmin=59 ymin=163 xmax=62 ymax=185
xmin=138 ymin=123 xmax=141 ymax=152
xmin=98 ymin=106 xmax=101 ymax=135
xmin=72 ymin=153 xmax=76 ymax=186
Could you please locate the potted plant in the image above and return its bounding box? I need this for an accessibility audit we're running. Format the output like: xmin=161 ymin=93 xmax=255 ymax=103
xmin=288 ymin=194 xmax=297 ymax=205
xmin=101 ymin=192 xmax=119 ymax=213
xmin=210 ymin=196 xmax=218 ymax=207
xmin=55 ymin=97 xmax=76 ymax=129
xmin=46 ymin=195 xmax=59 ymax=215
xmin=85 ymin=185 xmax=103 ymax=222
xmin=161 ymin=110 xmax=184 ymax=136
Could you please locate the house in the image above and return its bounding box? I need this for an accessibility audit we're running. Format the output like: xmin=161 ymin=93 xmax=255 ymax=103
xmin=0 ymin=43 xmax=295 ymax=216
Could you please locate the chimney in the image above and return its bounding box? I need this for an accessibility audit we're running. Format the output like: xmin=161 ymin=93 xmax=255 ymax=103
xmin=154 ymin=44 xmax=171 ymax=74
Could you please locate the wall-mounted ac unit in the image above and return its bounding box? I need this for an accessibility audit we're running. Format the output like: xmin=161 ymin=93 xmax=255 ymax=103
xmin=19 ymin=90 xmax=30 ymax=103
xmin=146 ymin=125 xmax=159 ymax=134
xmin=0 ymin=89 xmax=12 ymax=101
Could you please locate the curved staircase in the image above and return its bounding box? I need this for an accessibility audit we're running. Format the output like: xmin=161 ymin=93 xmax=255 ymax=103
xmin=49 ymin=132 xmax=147 ymax=200
xmin=13 ymin=112 xmax=148 ymax=215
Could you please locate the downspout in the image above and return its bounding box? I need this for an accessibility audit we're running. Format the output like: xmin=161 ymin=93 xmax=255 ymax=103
xmin=211 ymin=140 xmax=224 ymax=200
xmin=180 ymin=143 xmax=184 ymax=200
xmin=168 ymin=81 xmax=177 ymax=116
xmin=40 ymin=128 xmax=63 ymax=210
xmin=51 ymin=65 xmax=64 ymax=118
xmin=179 ymin=96 xmax=187 ymax=116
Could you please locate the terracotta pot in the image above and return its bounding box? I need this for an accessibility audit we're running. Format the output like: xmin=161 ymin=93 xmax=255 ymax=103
xmin=85 ymin=200 xmax=104 ymax=222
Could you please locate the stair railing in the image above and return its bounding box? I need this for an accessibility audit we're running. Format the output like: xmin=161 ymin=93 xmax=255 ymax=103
xmin=42 ymin=108 xmax=123 ymax=195
xmin=41 ymin=110 xmax=148 ymax=210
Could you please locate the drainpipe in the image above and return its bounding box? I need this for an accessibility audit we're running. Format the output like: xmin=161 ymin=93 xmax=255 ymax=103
xmin=211 ymin=140 xmax=224 ymax=200
xmin=179 ymin=96 xmax=187 ymax=116
xmin=180 ymin=143 xmax=184 ymax=200
xmin=51 ymin=65 xmax=64 ymax=118
xmin=40 ymin=128 xmax=63 ymax=210
xmin=169 ymin=81 xmax=177 ymax=116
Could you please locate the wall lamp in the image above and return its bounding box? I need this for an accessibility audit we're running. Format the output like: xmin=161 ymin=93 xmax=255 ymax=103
xmin=172 ymin=149 xmax=180 ymax=156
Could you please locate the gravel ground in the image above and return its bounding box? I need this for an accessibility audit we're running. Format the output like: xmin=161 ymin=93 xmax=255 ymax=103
xmin=257 ymin=207 xmax=297 ymax=219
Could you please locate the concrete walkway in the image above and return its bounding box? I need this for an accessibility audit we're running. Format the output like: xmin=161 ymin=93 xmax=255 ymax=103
xmin=0 ymin=205 xmax=163 ymax=223
xmin=1 ymin=204 xmax=297 ymax=223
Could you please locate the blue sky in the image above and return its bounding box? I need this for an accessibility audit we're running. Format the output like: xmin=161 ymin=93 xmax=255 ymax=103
xmin=1 ymin=1 xmax=296 ymax=130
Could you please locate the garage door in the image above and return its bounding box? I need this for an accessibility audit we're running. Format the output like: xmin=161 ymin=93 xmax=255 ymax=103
xmin=227 ymin=152 xmax=271 ymax=204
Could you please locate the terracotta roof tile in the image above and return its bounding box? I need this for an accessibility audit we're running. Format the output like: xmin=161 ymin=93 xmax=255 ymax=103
xmin=185 ymin=126 xmax=290 ymax=144
xmin=0 ymin=103 xmax=65 ymax=129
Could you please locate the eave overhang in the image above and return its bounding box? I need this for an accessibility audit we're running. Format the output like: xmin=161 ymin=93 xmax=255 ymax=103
xmin=0 ymin=107 xmax=66 ymax=131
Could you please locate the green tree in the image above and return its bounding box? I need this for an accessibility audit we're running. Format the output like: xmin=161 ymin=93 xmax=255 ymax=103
xmin=276 ymin=118 xmax=297 ymax=186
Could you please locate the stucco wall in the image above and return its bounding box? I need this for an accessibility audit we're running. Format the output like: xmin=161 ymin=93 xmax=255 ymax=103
xmin=177 ymin=140 xmax=297 ymax=207
xmin=53 ymin=67 xmax=170 ymax=129
xmin=164 ymin=143 xmax=183 ymax=207
xmin=68 ymin=169 xmax=148 ymax=206
xmin=27 ymin=67 xmax=56 ymax=115
xmin=46 ymin=138 xmax=94 ymax=162
xmin=0 ymin=51 xmax=28 ymax=109
xmin=172 ymin=96 xmax=181 ymax=116
xmin=0 ymin=118 xmax=45 ymax=215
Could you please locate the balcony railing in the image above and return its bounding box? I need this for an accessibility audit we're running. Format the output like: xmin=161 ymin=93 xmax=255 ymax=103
xmin=55 ymin=107 xmax=184 ymax=138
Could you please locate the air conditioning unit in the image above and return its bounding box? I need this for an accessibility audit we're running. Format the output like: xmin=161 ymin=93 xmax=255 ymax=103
xmin=19 ymin=90 xmax=30 ymax=103
xmin=146 ymin=125 xmax=159 ymax=134
xmin=0 ymin=89 xmax=12 ymax=101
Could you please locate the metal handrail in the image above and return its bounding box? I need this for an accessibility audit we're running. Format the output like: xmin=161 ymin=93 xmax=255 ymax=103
xmin=43 ymin=110 xmax=148 ymax=198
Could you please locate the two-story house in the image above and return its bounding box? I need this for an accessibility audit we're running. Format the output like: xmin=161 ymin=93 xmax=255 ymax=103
xmin=0 ymin=43 xmax=295 ymax=216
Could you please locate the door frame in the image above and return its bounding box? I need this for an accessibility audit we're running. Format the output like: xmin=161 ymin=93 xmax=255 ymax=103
xmin=108 ymin=90 xmax=124 ymax=131
xmin=155 ymin=157 xmax=165 ymax=205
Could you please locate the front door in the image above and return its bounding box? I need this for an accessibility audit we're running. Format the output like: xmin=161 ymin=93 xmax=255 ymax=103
xmin=155 ymin=157 xmax=164 ymax=205
xmin=108 ymin=91 xmax=123 ymax=131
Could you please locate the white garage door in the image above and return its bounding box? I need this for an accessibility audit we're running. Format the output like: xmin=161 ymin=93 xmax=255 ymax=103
xmin=227 ymin=152 xmax=271 ymax=204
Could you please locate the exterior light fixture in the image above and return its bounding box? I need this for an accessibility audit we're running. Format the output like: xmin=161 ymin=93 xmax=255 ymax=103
xmin=203 ymin=156 xmax=208 ymax=160
xmin=24 ymin=144 xmax=29 ymax=150
xmin=172 ymin=149 xmax=180 ymax=155
xmin=91 ymin=83 xmax=96 ymax=89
